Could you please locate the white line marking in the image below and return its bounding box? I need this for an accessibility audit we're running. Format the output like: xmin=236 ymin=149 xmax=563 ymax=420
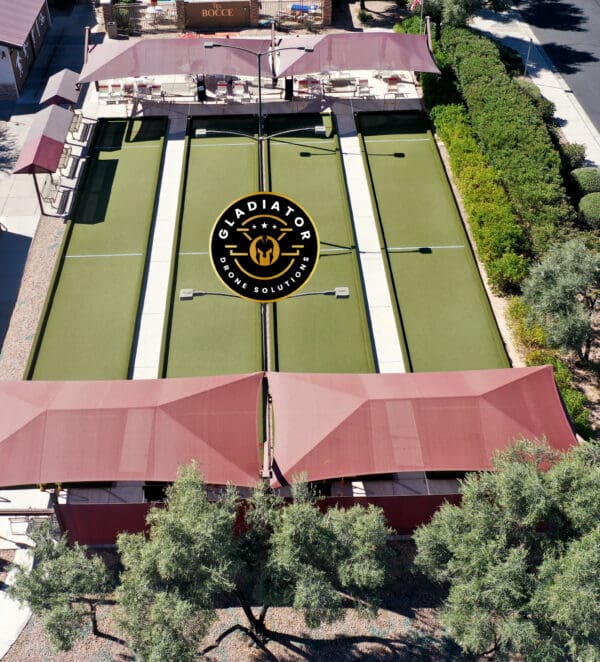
xmin=66 ymin=252 xmax=143 ymax=258
xmin=180 ymin=251 xmax=209 ymax=256
xmin=191 ymin=142 xmax=255 ymax=148
xmin=364 ymin=137 xmax=430 ymax=144
xmin=387 ymin=245 xmax=464 ymax=252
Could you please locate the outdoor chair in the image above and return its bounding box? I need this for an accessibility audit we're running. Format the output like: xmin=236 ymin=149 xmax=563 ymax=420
xmin=232 ymin=80 xmax=251 ymax=102
xmin=97 ymin=83 xmax=111 ymax=102
xmin=216 ymin=80 xmax=229 ymax=102
xmin=355 ymin=79 xmax=372 ymax=98
xmin=296 ymin=78 xmax=310 ymax=95
xmin=122 ymin=81 xmax=135 ymax=98
xmin=385 ymin=76 xmax=400 ymax=97
xmin=151 ymin=83 xmax=163 ymax=100
xmin=309 ymin=79 xmax=322 ymax=97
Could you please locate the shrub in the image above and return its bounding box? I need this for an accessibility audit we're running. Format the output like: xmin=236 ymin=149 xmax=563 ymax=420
xmin=560 ymin=142 xmax=586 ymax=172
xmin=357 ymin=9 xmax=372 ymax=22
xmin=507 ymin=297 xmax=546 ymax=349
xmin=430 ymin=103 xmax=529 ymax=291
xmin=439 ymin=26 xmax=575 ymax=254
xmin=393 ymin=15 xmax=422 ymax=34
xmin=579 ymin=192 xmax=600 ymax=229
xmin=515 ymin=78 xmax=556 ymax=124
xmin=572 ymin=167 xmax=600 ymax=196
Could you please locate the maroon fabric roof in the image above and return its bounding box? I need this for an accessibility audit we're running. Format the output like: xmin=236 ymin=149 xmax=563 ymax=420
xmin=78 ymin=33 xmax=439 ymax=83
xmin=40 ymin=68 xmax=81 ymax=105
xmin=268 ymin=367 xmax=577 ymax=487
xmin=0 ymin=0 xmax=45 ymax=48
xmin=13 ymin=105 xmax=73 ymax=174
xmin=275 ymin=33 xmax=440 ymax=76
xmin=79 ymin=37 xmax=272 ymax=83
xmin=0 ymin=373 xmax=262 ymax=488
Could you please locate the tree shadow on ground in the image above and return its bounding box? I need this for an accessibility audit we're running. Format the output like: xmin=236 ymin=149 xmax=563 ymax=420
xmin=255 ymin=628 xmax=463 ymax=661
xmin=515 ymin=0 xmax=587 ymax=32
xmin=359 ymin=3 xmax=407 ymax=31
xmin=0 ymin=123 xmax=19 ymax=175
xmin=542 ymin=43 xmax=599 ymax=75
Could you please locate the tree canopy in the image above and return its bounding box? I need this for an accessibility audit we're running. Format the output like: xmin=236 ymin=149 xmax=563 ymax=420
xmin=414 ymin=439 xmax=600 ymax=661
xmin=117 ymin=464 xmax=393 ymax=660
xmin=405 ymin=0 xmax=511 ymax=30
xmin=522 ymin=238 xmax=600 ymax=361
xmin=8 ymin=520 xmax=115 ymax=651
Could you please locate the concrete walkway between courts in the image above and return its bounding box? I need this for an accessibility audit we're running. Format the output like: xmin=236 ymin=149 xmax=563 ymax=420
xmin=472 ymin=8 xmax=600 ymax=167
xmin=132 ymin=117 xmax=187 ymax=380
xmin=334 ymin=106 xmax=407 ymax=373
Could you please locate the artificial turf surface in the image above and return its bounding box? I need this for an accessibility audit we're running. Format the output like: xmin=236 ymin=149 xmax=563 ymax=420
xmin=358 ymin=112 xmax=509 ymax=372
xmin=266 ymin=114 xmax=375 ymax=373
xmin=162 ymin=116 xmax=262 ymax=377
xmin=29 ymin=118 xmax=166 ymax=380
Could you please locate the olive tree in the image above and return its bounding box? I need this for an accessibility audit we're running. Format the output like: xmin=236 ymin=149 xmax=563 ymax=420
xmin=522 ymin=238 xmax=600 ymax=362
xmin=117 ymin=464 xmax=393 ymax=661
xmin=414 ymin=439 xmax=600 ymax=661
xmin=9 ymin=520 xmax=118 ymax=651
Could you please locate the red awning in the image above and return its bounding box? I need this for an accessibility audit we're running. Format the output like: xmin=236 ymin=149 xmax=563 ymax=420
xmin=12 ymin=104 xmax=73 ymax=174
xmin=0 ymin=373 xmax=262 ymax=488
xmin=40 ymin=68 xmax=81 ymax=106
xmin=78 ymin=33 xmax=439 ymax=83
xmin=276 ymin=33 xmax=440 ymax=77
xmin=0 ymin=0 xmax=45 ymax=49
xmin=268 ymin=366 xmax=577 ymax=487
xmin=79 ymin=37 xmax=272 ymax=83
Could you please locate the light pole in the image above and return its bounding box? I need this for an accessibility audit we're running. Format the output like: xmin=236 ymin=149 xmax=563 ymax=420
xmin=204 ymin=41 xmax=314 ymax=191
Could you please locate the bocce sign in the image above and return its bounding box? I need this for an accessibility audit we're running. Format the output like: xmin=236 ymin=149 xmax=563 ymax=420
xmin=210 ymin=192 xmax=319 ymax=303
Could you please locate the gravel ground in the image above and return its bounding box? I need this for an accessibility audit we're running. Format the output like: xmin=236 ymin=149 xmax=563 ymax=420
xmin=3 ymin=543 xmax=467 ymax=661
xmin=0 ymin=214 xmax=66 ymax=380
xmin=0 ymin=549 xmax=16 ymax=584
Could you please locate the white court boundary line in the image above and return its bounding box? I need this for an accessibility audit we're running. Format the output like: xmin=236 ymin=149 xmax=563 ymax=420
xmin=65 ymin=252 xmax=143 ymax=258
xmin=365 ymin=137 xmax=430 ymax=144
xmin=387 ymin=245 xmax=465 ymax=252
xmin=191 ymin=142 xmax=255 ymax=148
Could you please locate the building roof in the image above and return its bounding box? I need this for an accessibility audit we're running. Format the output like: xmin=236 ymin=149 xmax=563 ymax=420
xmin=40 ymin=68 xmax=81 ymax=106
xmin=0 ymin=373 xmax=263 ymax=488
xmin=268 ymin=366 xmax=577 ymax=487
xmin=13 ymin=104 xmax=73 ymax=174
xmin=0 ymin=0 xmax=45 ymax=49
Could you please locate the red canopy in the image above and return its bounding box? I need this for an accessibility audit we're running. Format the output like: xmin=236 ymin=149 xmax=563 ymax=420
xmin=79 ymin=37 xmax=272 ymax=83
xmin=0 ymin=373 xmax=262 ymax=488
xmin=268 ymin=366 xmax=577 ymax=487
xmin=276 ymin=33 xmax=440 ymax=77
xmin=12 ymin=104 xmax=73 ymax=174
xmin=78 ymin=33 xmax=439 ymax=83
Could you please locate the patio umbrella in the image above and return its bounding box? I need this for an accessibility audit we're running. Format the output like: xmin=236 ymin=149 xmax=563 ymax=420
xmin=40 ymin=68 xmax=81 ymax=106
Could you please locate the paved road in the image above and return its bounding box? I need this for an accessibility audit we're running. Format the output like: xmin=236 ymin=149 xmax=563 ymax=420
xmin=517 ymin=0 xmax=600 ymax=132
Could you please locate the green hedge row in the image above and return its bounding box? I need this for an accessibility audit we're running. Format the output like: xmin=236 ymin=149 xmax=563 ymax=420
xmin=430 ymin=104 xmax=528 ymax=291
xmin=439 ymin=27 xmax=575 ymax=254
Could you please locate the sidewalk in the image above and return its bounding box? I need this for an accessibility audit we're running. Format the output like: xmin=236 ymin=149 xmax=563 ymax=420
xmin=472 ymin=8 xmax=600 ymax=168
